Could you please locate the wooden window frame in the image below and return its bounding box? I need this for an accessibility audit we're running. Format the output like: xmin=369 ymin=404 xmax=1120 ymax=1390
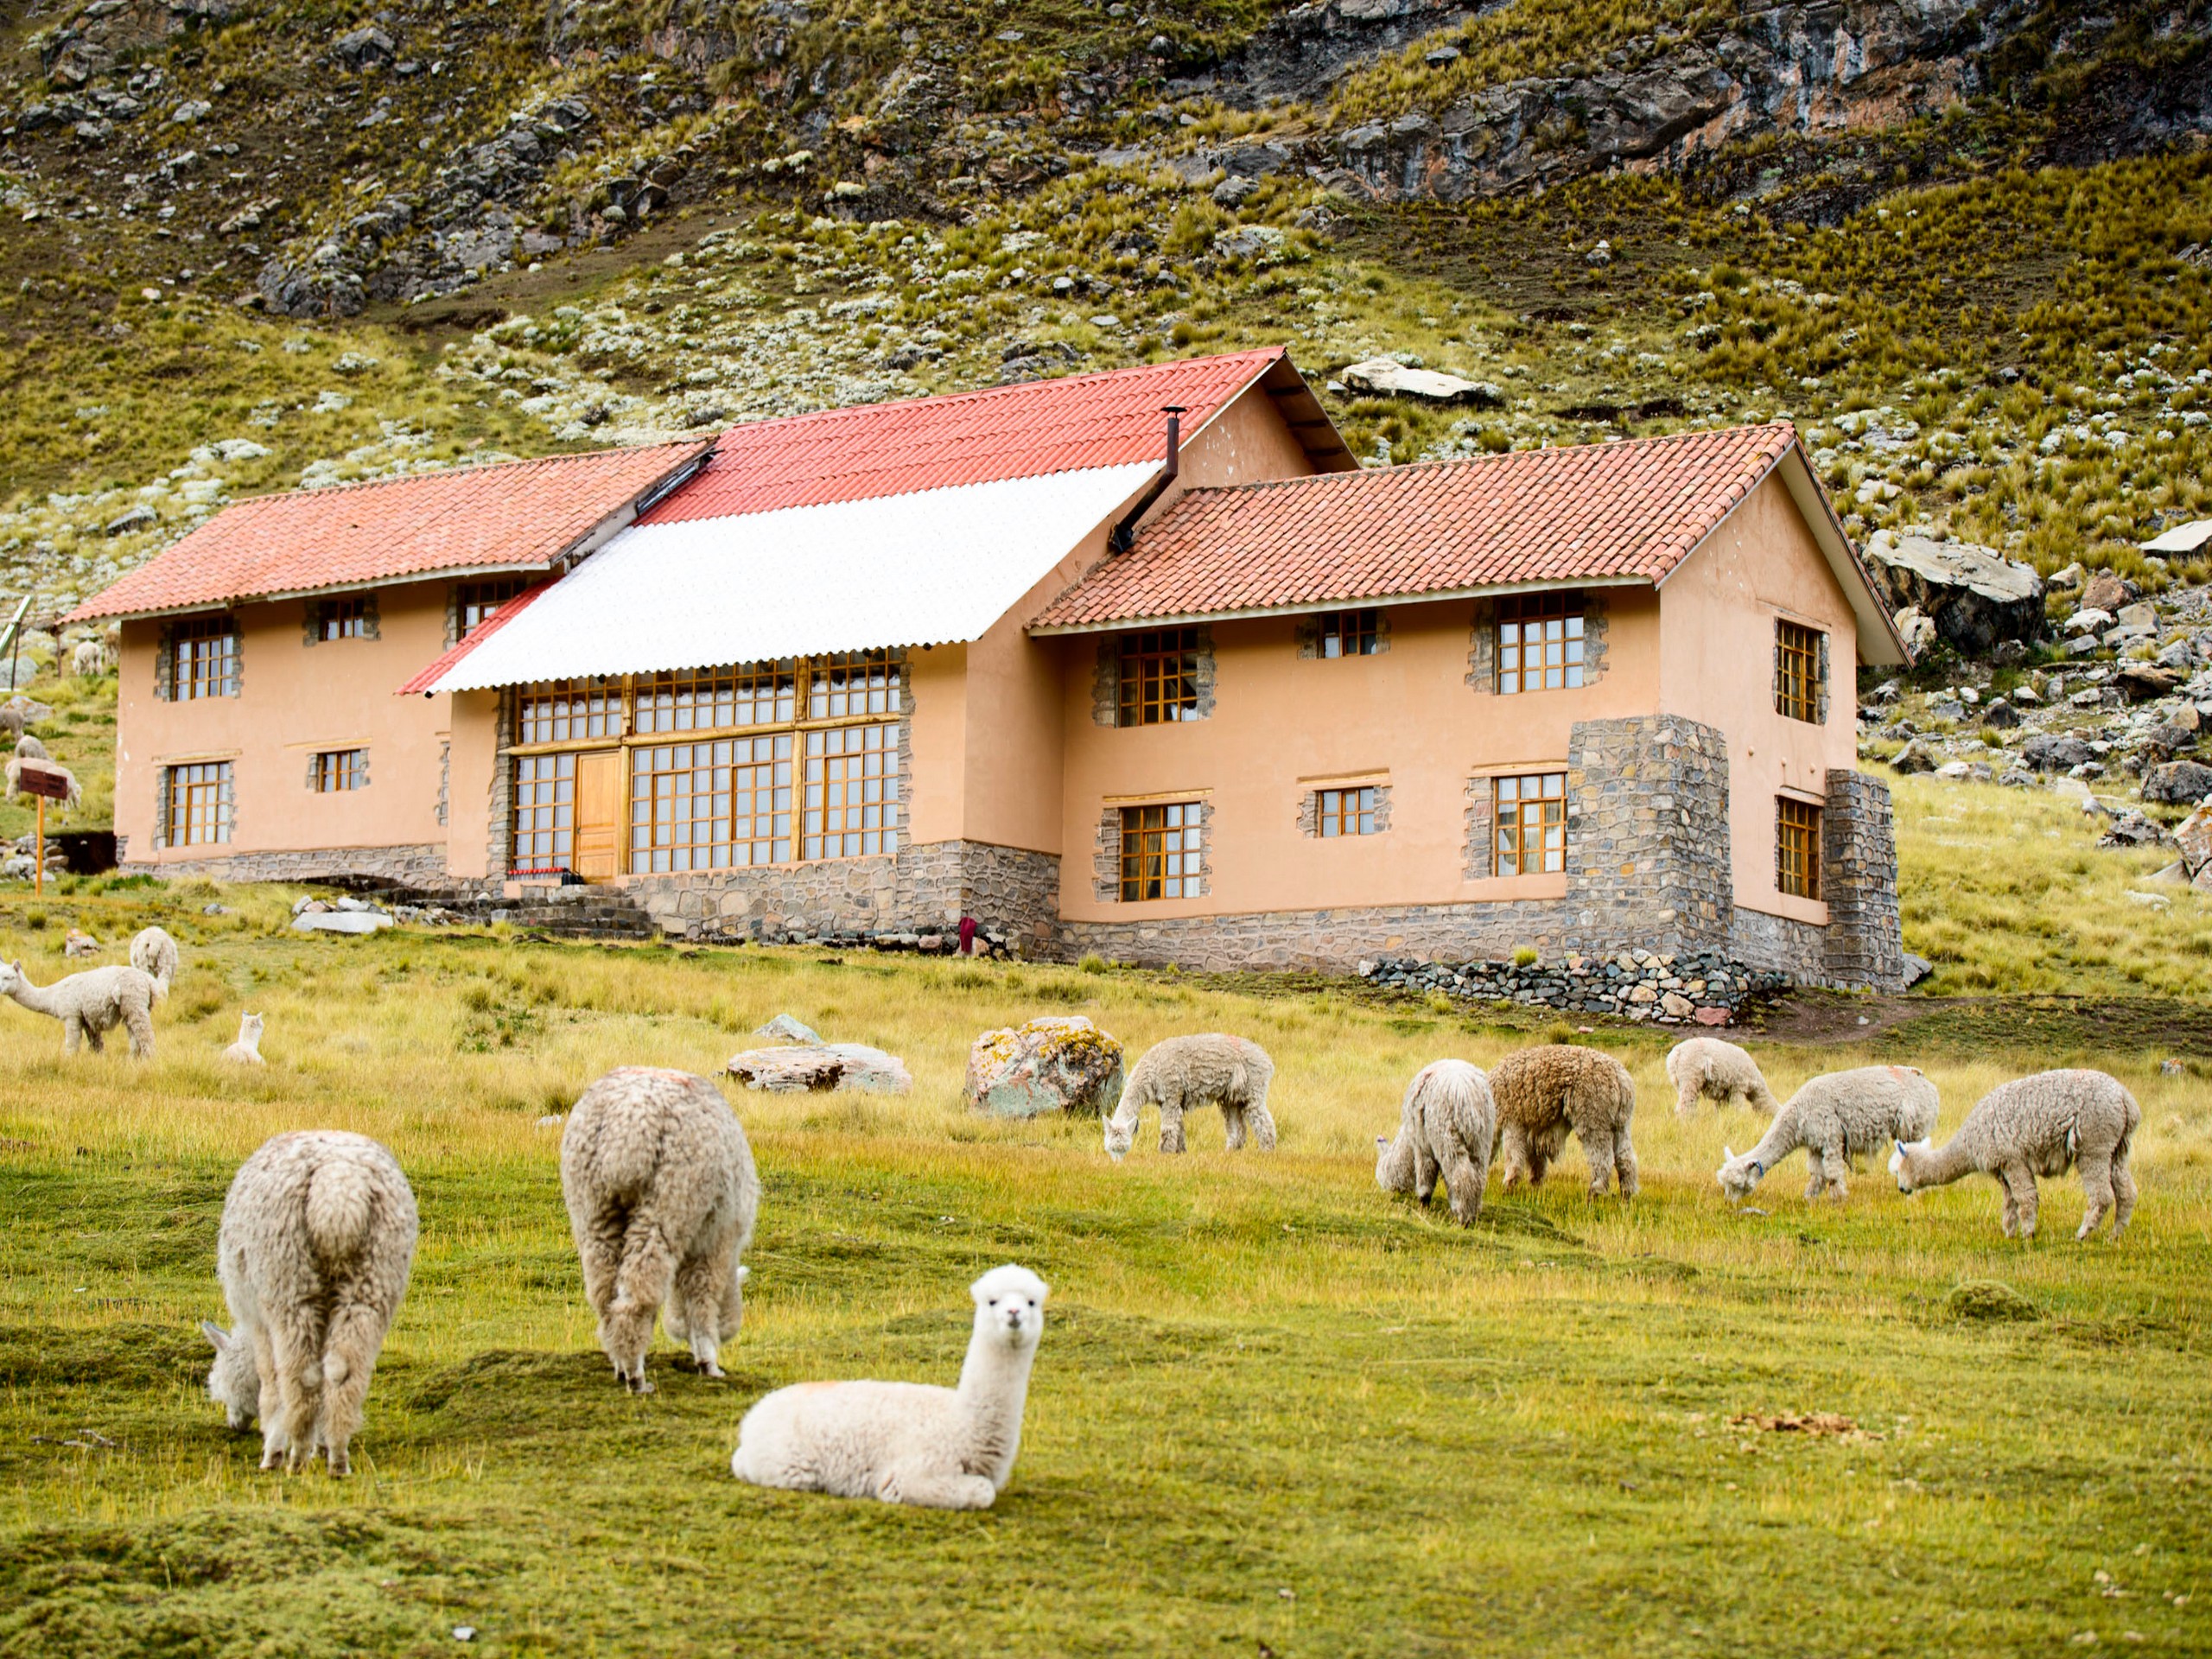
xmin=165 ymin=760 xmax=232 ymax=847
xmin=174 ymin=614 xmax=239 ymax=701
xmin=1495 ymin=593 xmax=1585 ymax=695
xmin=1493 ymin=772 xmax=1567 ymax=876
xmin=1119 ymin=801 xmax=1202 ymax=900
xmin=1318 ymin=608 xmax=1379 ymax=658
xmin=317 ymin=596 xmax=369 ymax=642
xmin=313 ymin=749 xmax=365 ymax=793
xmin=1117 ymin=627 xmax=1201 ymax=726
xmin=630 ymin=734 xmax=794 ymax=872
xmin=510 ymin=751 xmax=577 ymax=874
xmin=802 ymin=721 xmax=901 ymax=861
xmin=457 ymin=579 xmax=524 ymax=639
xmin=1777 ymin=796 xmax=1821 ymax=899
xmin=1317 ymin=785 xmax=1378 ymax=837
xmin=1774 ymin=619 xmax=1825 ymax=724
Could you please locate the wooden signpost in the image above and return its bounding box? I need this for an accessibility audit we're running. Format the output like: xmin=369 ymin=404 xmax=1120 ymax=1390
xmin=16 ymin=760 xmax=71 ymax=895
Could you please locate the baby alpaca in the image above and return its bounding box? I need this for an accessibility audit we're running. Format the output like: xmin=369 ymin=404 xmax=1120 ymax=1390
xmin=201 ymin=1130 xmax=417 ymax=1474
xmin=1103 ymin=1034 xmax=1276 ymax=1160
xmin=130 ymin=925 xmax=180 ymax=1000
xmin=0 ymin=960 xmax=157 ymax=1058
xmin=1666 ymin=1037 xmax=1780 ymax=1118
xmin=560 ymin=1066 xmax=760 ymax=1392
xmin=1490 ymin=1045 xmax=1638 ymax=1198
xmin=1376 ymin=1059 xmax=1497 ymax=1225
xmin=223 ymin=1013 xmax=266 ymax=1065
xmin=1718 ymin=1065 xmax=1939 ymax=1203
xmin=732 ymin=1264 xmax=1047 ymax=1510
xmin=1891 ymin=1069 xmax=2139 ymax=1240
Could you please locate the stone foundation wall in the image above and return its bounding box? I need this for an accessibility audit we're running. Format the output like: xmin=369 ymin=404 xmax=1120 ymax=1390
xmin=1822 ymin=769 xmax=1907 ymax=991
xmin=1728 ymin=906 xmax=1830 ymax=985
xmin=1055 ymin=899 xmax=1599 ymax=973
xmin=119 ymin=842 xmax=459 ymax=887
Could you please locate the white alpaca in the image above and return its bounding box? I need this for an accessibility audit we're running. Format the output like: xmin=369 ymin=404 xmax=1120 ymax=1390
xmin=560 ymin=1066 xmax=760 ymax=1392
xmin=1103 ymin=1034 xmax=1276 ymax=1160
xmin=130 ymin=925 xmax=180 ymax=1000
xmin=72 ymin=639 xmax=112 ymax=677
xmin=1375 ymin=1059 xmax=1497 ymax=1225
xmin=223 ymin=1012 xmax=266 ymax=1065
xmin=1666 ymin=1037 xmax=1780 ymax=1118
xmin=731 ymin=1264 xmax=1048 ymax=1510
xmin=1718 ymin=1065 xmax=1939 ymax=1203
xmin=200 ymin=1130 xmax=417 ymax=1474
xmin=1891 ymin=1069 xmax=2139 ymax=1240
xmin=0 ymin=959 xmax=157 ymax=1058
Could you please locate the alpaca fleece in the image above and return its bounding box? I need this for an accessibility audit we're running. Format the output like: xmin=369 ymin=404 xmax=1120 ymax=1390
xmin=203 ymin=1130 xmax=417 ymax=1475
xmin=1718 ymin=1065 xmax=1939 ymax=1203
xmin=560 ymin=1066 xmax=760 ymax=1392
xmin=732 ymin=1264 xmax=1047 ymax=1510
xmin=1666 ymin=1037 xmax=1780 ymax=1118
xmin=0 ymin=960 xmax=157 ymax=1058
xmin=1490 ymin=1045 xmax=1639 ymax=1197
xmin=1891 ymin=1069 xmax=2139 ymax=1240
xmin=1376 ymin=1059 xmax=1497 ymax=1224
xmin=1103 ymin=1034 xmax=1276 ymax=1160
xmin=223 ymin=1012 xmax=265 ymax=1065
xmin=130 ymin=925 xmax=180 ymax=1000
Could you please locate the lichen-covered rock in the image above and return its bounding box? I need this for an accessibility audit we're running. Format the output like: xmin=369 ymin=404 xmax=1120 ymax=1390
xmin=825 ymin=1043 xmax=912 ymax=1095
xmin=965 ymin=1015 xmax=1126 ymax=1118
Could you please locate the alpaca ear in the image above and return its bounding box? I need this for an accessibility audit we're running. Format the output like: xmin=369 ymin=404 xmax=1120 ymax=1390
xmin=1375 ymin=1135 xmax=1389 ymax=1149
xmin=1722 ymin=1145 xmax=1734 ymax=1162
xmin=200 ymin=1320 xmax=230 ymax=1351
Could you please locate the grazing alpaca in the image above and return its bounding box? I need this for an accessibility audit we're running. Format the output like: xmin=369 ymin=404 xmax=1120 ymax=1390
xmin=0 ymin=960 xmax=157 ymax=1058
xmin=1891 ymin=1069 xmax=2140 ymax=1240
xmin=732 ymin=1264 xmax=1048 ymax=1510
xmin=1375 ymin=1059 xmax=1497 ymax=1225
xmin=1490 ymin=1045 xmax=1639 ymax=1198
xmin=223 ymin=1013 xmax=266 ymax=1065
xmin=1103 ymin=1034 xmax=1276 ymax=1160
xmin=560 ymin=1067 xmax=760 ymax=1391
xmin=1717 ymin=1065 xmax=1938 ymax=1204
xmin=201 ymin=1130 xmax=417 ymax=1474
xmin=130 ymin=925 xmax=180 ymax=1000
xmin=1665 ymin=1037 xmax=1781 ymax=1118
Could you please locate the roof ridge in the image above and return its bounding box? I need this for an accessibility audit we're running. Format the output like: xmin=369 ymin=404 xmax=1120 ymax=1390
xmin=222 ymin=435 xmax=712 ymax=509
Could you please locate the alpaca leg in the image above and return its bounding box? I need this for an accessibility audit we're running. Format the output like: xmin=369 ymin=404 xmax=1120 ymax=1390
xmin=1158 ymin=1100 xmax=1186 ymax=1155
xmin=672 ymin=1255 xmax=728 ymax=1376
xmin=2110 ymin=1150 xmax=2138 ymax=1236
xmin=1497 ymin=1122 xmax=1529 ymax=1190
xmin=2075 ymin=1154 xmax=2115 ymax=1242
xmin=1221 ymin=1103 xmax=1247 ymax=1151
xmin=1245 ymin=1101 xmax=1277 ymax=1151
xmin=1611 ymin=1124 xmax=1639 ymax=1200
xmin=578 ymin=1220 xmax=626 ymax=1380
xmin=1995 ymin=1169 xmax=2022 ymax=1237
xmin=1577 ymin=1122 xmax=1616 ymax=1198
xmin=1675 ymin=1077 xmax=1700 ymax=1118
xmin=1439 ymin=1145 xmax=1484 ymax=1226
xmin=84 ymin=1022 xmax=104 ymax=1054
xmin=124 ymin=1004 xmax=155 ymax=1061
xmin=876 ymin=1459 xmax=998 ymax=1510
xmin=1998 ymin=1163 xmax=2037 ymax=1239
xmin=607 ymin=1220 xmax=677 ymax=1392
xmin=247 ymin=1322 xmax=284 ymax=1465
xmin=263 ymin=1313 xmax=324 ymax=1472
xmin=316 ymin=1301 xmax=387 ymax=1476
xmin=63 ymin=1016 xmax=83 ymax=1054
xmin=1412 ymin=1140 xmax=1440 ymax=1206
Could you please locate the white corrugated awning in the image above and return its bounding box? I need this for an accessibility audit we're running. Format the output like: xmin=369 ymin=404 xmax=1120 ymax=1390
xmin=2143 ymin=518 xmax=2212 ymax=555
xmin=419 ymin=463 xmax=1155 ymax=692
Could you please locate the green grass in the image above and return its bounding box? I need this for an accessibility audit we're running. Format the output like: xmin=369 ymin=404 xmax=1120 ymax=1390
xmin=1 ymin=891 xmax=2207 ymax=1656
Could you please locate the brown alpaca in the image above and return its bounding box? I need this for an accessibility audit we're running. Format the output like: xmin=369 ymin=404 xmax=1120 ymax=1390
xmin=1490 ymin=1045 xmax=1639 ymax=1198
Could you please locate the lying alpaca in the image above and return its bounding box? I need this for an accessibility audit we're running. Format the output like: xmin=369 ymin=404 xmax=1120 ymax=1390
xmin=1103 ymin=1034 xmax=1276 ymax=1160
xmin=732 ymin=1264 xmax=1048 ymax=1510
xmin=1665 ymin=1036 xmax=1780 ymax=1118
xmin=1491 ymin=1045 xmax=1639 ymax=1198
xmin=1717 ymin=1065 xmax=1939 ymax=1204
xmin=1376 ymin=1059 xmax=1497 ymax=1225
xmin=202 ymin=1130 xmax=417 ymax=1474
xmin=0 ymin=960 xmax=157 ymax=1058
xmin=223 ymin=1013 xmax=266 ymax=1065
xmin=560 ymin=1067 xmax=760 ymax=1391
xmin=1891 ymin=1069 xmax=2139 ymax=1240
xmin=130 ymin=925 xmax=180 ymax=1000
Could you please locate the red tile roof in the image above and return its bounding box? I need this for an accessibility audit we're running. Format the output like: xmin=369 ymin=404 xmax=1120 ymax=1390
xmin=67 ymin=441 xmax=714 ymax=622
xmin=1033 ymin=424 xmax=1811 ymax=629
xmin=394 ymin=581 xmax=551 ymax=697
xmin=643 ymin=347 xmax=1306 ymax=524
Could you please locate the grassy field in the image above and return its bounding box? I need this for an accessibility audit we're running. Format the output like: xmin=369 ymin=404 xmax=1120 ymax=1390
xmin=0 ymin=885 xmax=2207 ymax=1656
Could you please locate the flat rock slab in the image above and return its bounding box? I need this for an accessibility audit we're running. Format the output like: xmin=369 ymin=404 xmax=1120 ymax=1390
xmin=728 ymin=1043 xmax=912 ymax=1095
xmin=292 ymin=911 xmax=391 ymax=935
xmin=1338 ymin=358 xmax=1503 ymax=406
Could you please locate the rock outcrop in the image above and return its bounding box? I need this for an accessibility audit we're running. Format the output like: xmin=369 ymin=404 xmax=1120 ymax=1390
xmin=1865 ymin=532 xmax=2044 ymax=654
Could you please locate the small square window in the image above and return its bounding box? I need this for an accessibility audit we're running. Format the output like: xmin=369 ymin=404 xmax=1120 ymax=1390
xmin=1317 ymin=785 xmax=1379 ymax=836
xmin=314 ymin=749 xmax=365 ymax=792
xmin=1777 ymin=797 xmax=1821 ymax=899
xmin=1493 ymin=772 xmax=1567 ymax=875
xmin=1495 ymin=594 xmax=1584 ymax=694
xmin=319 ymin=596 xmax=368 ymax=641
xmin=1117 ymin=629 xmax=1201 ymax=726
xmin=457 ymin=580 xmax=524 ymax=639
xmin=166 ymin=761 xmax=232 ymax=846
xmin=1318 ymin=609 xmax=1379 ymax=658
xmin=172 ymin=614 xmax=239 ymax=700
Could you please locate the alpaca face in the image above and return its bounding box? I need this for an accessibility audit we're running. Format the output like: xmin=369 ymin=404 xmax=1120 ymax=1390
xmin=0 ymin=961 xmax=20 ymax=996
xmin=1890 ymin=1139 xmax=1932 ymax=1191
xmin=1102 ymin=1114 xmax=1133 ymax=1162
xmin=238 ymin=1013 xmax=264 ymax=1045
xmin=1715 ymin=1145 xmax=1764 ymax=1202
xmin=970 ymin=1265 xmax=1048 ymax=1351
xmin=201 ymin=1321 xmax=259 ymax=1428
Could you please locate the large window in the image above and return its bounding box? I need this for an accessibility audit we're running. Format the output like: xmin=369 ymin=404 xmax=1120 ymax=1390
xmin=1495 ymin=593 xmax=1584 ymax=694
xmin=630 ymin=734 xmax=793 ymax=871
xmin=1118 ymin=628 xmax=1201 ymax=726
xmin=165 ymin=761 xmax=232 ymax=846
xmin=1318 ymin=609 xmax=1379 ymax=658
xmin=1774 ymin=620 xmax=1825 ymax=724
xmin=512 ymin=752 xmax=575 ymax=870
xmin=313 ymin=749 xmax=365 ymax=792
xmin=1777 ymin=797 xmax=1821 ymax=899
xmin=173 ymin=615 xmax=239 ymax=700
xmin=810 ymin=651 xmax=901 ymax=719
xmin=1120 ymin=802 xmax=1202 ymax=900
xmin=518 ymin=679 xmax=621 ymax=744
xmin=1317 ymin=785 xmax=1379 ymax=836
xmin=458 ymin=579 xmax=524 ymax=639
xmin=1493 ymin=772 xmax=1566 ymax=876
xmin=804 ymin=723 xmax=900 ymax=859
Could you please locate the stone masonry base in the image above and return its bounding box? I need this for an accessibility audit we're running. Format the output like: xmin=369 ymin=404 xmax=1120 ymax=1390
xmin=118 ymin=842 xmax=471 ymax=889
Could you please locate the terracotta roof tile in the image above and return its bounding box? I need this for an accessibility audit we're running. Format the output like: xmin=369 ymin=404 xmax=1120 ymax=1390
xmin=644 ymin=348 xmax=1294 ymax=524
xmin=67 ymin=440 xmax=714 ymax=622
xmin=394 ymin=581 xmax=551 ymax=696
xmin=1033 ymin=424 xmax=1807 ymax=628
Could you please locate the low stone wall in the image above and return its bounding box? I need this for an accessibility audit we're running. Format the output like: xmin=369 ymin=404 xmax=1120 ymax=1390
xmin=1358 ymin=949 xmax=1792 ymax=1025
xmin=118 ymin=842 xmax=460 ymax=887
xmin=1727 ymin=907 xmax=1830 ymax=986
xmin=1056 ymin=899 xmax=1621 ymax=973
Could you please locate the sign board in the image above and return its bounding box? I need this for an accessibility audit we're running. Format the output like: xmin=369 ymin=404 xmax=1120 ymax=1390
xmin=16 ymin=761 xmax=71 ymax=801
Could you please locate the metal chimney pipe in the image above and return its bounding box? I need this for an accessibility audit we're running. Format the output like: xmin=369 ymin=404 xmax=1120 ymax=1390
xmin=1109 ymin=404 xmax=1187 ymax=555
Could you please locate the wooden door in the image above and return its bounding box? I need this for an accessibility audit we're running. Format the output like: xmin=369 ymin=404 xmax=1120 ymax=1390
xmin=573 ymin=750 xmax=623 ymax=881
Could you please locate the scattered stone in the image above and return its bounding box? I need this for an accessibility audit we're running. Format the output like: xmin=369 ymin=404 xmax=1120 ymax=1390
xmin=1889 ymin=737 xmax=1938 ymax=773
xmin=1865 ymin=531 xmax=2045 ymax=653
xmin=1980 ymin=697 xmax=2021 ymax=729
xmin=1892 ymin=607 xmax=1936 ymax=654
xmin=2097 ymin=810 xmax=2166 ymax=849
xmin=755 ymin=1013 xmax=822 ymax=1045
xmin=2144 ymin=760 xmax=2212 ymax=805
xmin=2080 ymin=569 xmax=2139 ymax=613
xmin=1901 ymin=953 xmax=1933 ymax=988
xmin=104 ymin=505 xmax=156 ymax=537
xmin=964 ymin=1015 xmax=1126 ymax=1117
xmin=1357 ymin=950 xmax=1786 ymax=1024
xmin=2116 ymin=664 xmax=2181 ymax=702
xmin=727 ymin=1045 xmax=847 ymax=1092
xmin=2022 ymin=734 xmax=2096 ymax=772
xmin=1338 ymin=358 xmax=1503 ymax=407
xmin=2176 ymin=801 xmax=2212 ymax=880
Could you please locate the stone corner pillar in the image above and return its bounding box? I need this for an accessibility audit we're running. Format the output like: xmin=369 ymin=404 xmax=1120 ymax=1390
xmin=1566 ymin=714 xmax=1733 ymax=957
xmin=1821 ymin=768 xmax=1905 ymax=991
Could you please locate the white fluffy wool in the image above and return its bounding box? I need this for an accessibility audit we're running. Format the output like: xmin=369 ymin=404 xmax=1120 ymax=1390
xmin=1718 ymin=1065 xmax=1940 ymax=1203
xmin=1375 ymin=1059 xmax=1497 ymax=1224
xmin=1103 ymin=1034 xmax=1276 ymax=1160
xmin=1665 ymin=1037 xmax=1780 ymax=1117
xmin=1891 ymin=1068 xmax=2140 ymax=1240
xmin=0 ymin=960 xmax=158 ymax=1058
xmin=732 ymin=1265 xmax=1048 ymax=1510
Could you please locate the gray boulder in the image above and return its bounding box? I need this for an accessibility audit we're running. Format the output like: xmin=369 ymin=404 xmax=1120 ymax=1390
xmin=1889 ymin=738 xmax=1938 ymax=773
xmin=1339 ymin=358 xmax=1503 ymax=407
xmin=964 ymin=1015 xmax=1127 ymax=1118
xmin=2143 ymin=760 xmax=2212 ymax=805
xmin=1866 ymin=532 xmax=2044 ymax=654
xmin=755 ymin=1013 xmax=822 ymax=1045
xmin=2022 ymin=733 xmax=2095 ymax=772
xmin=1980 ymin=698 xmax=2021 ymax=729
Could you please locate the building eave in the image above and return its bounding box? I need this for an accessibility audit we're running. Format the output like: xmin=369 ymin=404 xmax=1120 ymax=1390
xmin=1027 ymin=574 xmax=1650 ymax=636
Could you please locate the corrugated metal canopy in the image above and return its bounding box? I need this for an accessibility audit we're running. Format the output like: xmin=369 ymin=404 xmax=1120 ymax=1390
xmin=415 ymin=462 xmax=1156 ymax=692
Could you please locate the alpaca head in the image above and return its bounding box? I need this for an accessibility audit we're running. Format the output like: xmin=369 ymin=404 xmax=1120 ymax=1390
xmin=238 ymin=1012 xmax=264 ymax=1046
xmin=0 ymin=960 xmax=22 ymax=996
xmin=1715 ymin=1144 xmax=1766 ymax=1202
xmin=200 ymin=1321 xmax=259 ymax=1428
xmin=1102 ymin=1113 xmax=1132 ymax=1163
xmin=969 ymin=1264 xmax=1048 ymax=1354
xmin=1891 ymin=1138 xmax=1934 ymax=1192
